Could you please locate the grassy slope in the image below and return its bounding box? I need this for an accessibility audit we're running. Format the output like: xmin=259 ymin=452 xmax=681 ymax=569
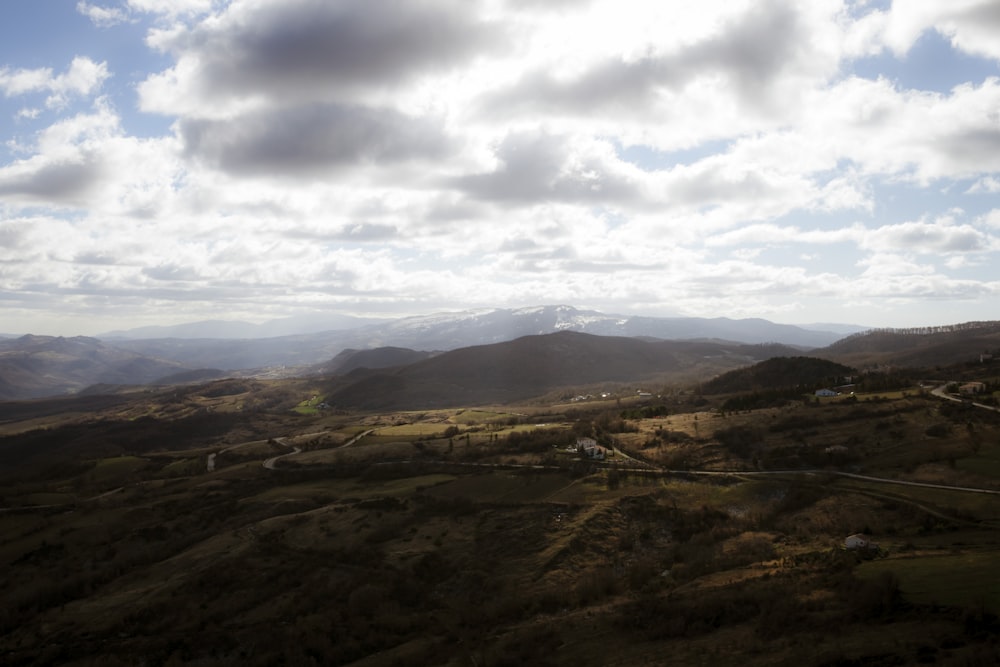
xmin=1 ymin=387 xmax=1000 ymax=665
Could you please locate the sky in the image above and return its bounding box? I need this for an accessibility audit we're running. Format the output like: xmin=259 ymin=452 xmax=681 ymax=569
xmin=1 ymin=0 xmax=1000 ymax=336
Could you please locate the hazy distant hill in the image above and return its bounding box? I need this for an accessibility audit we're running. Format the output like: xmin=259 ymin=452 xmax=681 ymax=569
xmin=0 ymin=335 xmax=187 ymax=400
xmin=100 ymin=312 xmax=388 ymax=340
xmin=107 ymin=305 xmax=852 ymax=370
xmin=702 ymin=356 xmax=855 ymax=395
xmin=98 ymin=305 xmax=852 ymax=347
xmin=322 ymin=331 xmax=803 ymax=410
xmin=356 ymin=305 xmax=854 ymax=349
xmin=316 ymin=347 xmax=436 ymax=375
xmin=818 ymin=321 xmax=1000 ymax=368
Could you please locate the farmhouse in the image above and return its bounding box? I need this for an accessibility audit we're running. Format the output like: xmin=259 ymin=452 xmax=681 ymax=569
xmin=815 ymin=388 xmax=838 ymax=397
xmin=960 ymin=382 xmax=986 ymax=395
xmin=844 ymin=533 xmax=878 ymax=551
xmin=576 ymin=437 xmax=606 ymax=460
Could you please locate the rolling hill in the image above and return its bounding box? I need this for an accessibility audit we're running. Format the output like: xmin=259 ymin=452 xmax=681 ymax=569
xmin=818 ymin=321 xmax=1000 ymax=368
xmin=322 ymin=331 xmax=802 ymax=410
xmin=701 ymin=356 xmax=855 ymax=395
xmin=0 ymin=335 xmax=187 ymax=401
xmin=316 ymin=346 xmax=436 ymax=375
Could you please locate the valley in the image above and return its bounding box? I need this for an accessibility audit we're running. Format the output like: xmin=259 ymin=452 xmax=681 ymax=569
xmin=2 ymin=340 xmax=1000 ymax=665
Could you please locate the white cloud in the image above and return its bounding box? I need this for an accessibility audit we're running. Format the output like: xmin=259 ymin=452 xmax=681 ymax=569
xmin=126 ymin=0 xmax=216 ymax=19
xmin=0 ymin=101 xmax=182 ymax=212
xmin=967 ymin=176 xmax=1000 ymax=193
xmin=862 ymin=219 xmax=992 ymax=254
xmin=15 ymin=107 xmax=41 ymax=120
xmin=883 ymin=0 xmax=1000 ymax=60
xmin=3 ymin=0 xmax=1000 ymax=332
xmin=76 ymin=2 xmax=131 ymax=27
xmin=0 ymin=57 xmax=110 ymax=109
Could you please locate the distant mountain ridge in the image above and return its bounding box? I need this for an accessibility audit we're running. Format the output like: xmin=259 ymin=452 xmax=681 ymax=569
xmin=99 ymin=312 xmax=388 ymax=340
xmin=0 ymin=306 xmax=870 ymax=401
xmin=0 ymin=335 xmax=186 ymax=401
xmin=104 ymin=305 xmax=860 ymax=370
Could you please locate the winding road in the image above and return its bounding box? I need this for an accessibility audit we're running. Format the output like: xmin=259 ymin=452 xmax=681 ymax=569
xmin=262 ymin=438 xmax=301 ymax=470
xmin=930 ymin=382 xmax=1000 ymax=413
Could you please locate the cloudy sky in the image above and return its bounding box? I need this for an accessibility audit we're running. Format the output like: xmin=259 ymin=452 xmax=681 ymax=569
xmin=1 ymin=0 xmax=999 ymax=335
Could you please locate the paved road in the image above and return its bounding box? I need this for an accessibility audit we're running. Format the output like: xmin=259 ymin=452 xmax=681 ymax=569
xmin=931 ymin=382 xmax=1000 ymax=412
xmin=262 ymin=438 xmax=302 ymax=470
xmin=339 ymin=429 xmax=374 ymax=448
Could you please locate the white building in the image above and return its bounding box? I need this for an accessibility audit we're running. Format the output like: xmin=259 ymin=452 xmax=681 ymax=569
xmin=844 ymin=533 xmax=877 ymax=550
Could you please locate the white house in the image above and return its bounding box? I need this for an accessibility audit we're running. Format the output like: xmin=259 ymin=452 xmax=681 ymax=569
xmin=815 ymin=388 xmax=838 ymax=397
xmin=576 ymin=437 xmax=605 ymax=460
xmin=844 ymin=533 xmax=877 ymax=550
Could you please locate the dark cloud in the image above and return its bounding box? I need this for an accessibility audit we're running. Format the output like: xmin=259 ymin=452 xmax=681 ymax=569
xmin=684 ymin=0 xmax=805 ymax=103
xmin=454 ymin=131 xmax=640 ymax=205
xmin=0 ymin=223 xmax=28 ymax=250
xmin=480 ymin=56 xmax=684 ymax=118
xmin=872 ymin=223 xmax=990 ymax=254
xmin=0 ymin=155 xmax=105 ymax=205
xmin=178 ymin=0 xmax=506 ymax=102
xmin=959 ymin=1 xmax=1000 ymax=28
xmin=73 ymin=251 xmax=121 ymax=265
xmin=180 ymin=104 xmax=452 ymax=176
xmin=338 ymin=223 xmax=398 ymax=241
xmin=940 ymin=127 xmax=1000 ymax=170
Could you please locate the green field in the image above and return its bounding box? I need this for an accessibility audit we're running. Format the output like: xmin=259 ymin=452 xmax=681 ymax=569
xmin=89 ymin=456 xmax=149 ymax=483
xmin=376 ymin=423 xmax=452 ymax=437
xmin=858 ymin=550 xmax=1000 ymax=612
xmin=831 ymin=478 xmax=1000 ymax=522
xmin=292 ymin=394 xmax=325 ymax=415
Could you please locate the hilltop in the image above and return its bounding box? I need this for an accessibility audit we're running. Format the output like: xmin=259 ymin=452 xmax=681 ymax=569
xmin=819 ymin=321 xmax=1000 ymax=368
xmin=702 ymin=356 xmax=855 ymax=395
xmin=321 ymin=331 xmax=803 ymax=410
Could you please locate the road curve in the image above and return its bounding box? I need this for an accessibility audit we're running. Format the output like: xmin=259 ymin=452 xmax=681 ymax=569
xmin=262 ymin=438 xmax=302 ymax=470
xmin=931 ymin=383 xmax=1000 ymax=413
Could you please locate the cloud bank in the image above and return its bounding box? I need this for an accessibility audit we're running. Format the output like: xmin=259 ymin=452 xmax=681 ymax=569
xmin=0 ymin=0 xmax=999 ymax=334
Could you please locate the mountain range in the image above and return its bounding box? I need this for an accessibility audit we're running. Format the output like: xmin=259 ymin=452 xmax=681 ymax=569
xmin=103 ymin=305 xmax=858 ymax=371
xmin=0 ymin=335 xmax=185 ymax=401
xmin=10 ymin=305 xmax=996 ymax=404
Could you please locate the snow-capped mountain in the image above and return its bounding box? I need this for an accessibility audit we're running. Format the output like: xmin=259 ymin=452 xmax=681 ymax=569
xmin=100 ymin=305 xmax=860 ymax=372
xmin=358 ymin=305 xmax=855 ymax=350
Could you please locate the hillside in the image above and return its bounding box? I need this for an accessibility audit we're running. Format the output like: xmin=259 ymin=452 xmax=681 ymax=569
xmin=0 ymin=335 xmax=188 ymax=401
xmin=702 ymin=356 xmax=855 ymax=395
xmin=819 ymin=321 xmax=1000 ymax=368
xmin=2 ymin=375 xmax=1000 ymax=665
xmin=323 ymin=331 xmax=801 ymax=409
xmin=316 ymin=346 xmax=435 ymax=375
